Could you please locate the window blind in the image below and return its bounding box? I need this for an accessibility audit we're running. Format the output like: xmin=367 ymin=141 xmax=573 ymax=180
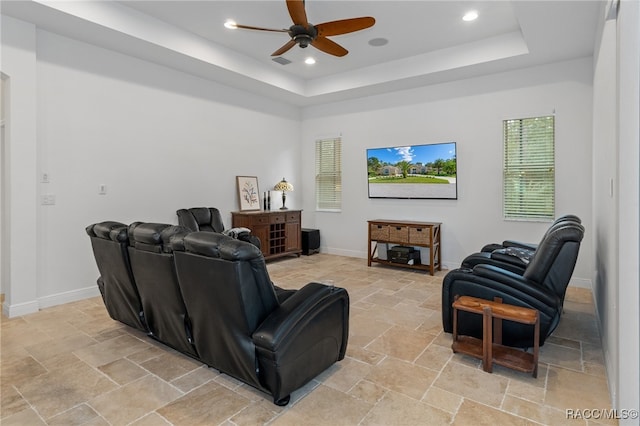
xmin=315 ymin=137 xmax=342 ymax=211
xmin=503 ymin=116 xmax=555 ymax=220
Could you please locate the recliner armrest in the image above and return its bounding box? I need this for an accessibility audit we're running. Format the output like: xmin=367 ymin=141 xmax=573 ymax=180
xmin=253 ymin=282 xmax=348 ymax=352
xmin=502 ymin=240 xmax=538 ymax=251
xmin=461 ymin=252 xmax=527 ymax=275
xmin=470 ymin=264 xmax=560 ymax=308
xmin=253 ymin=282 xmax=349 ymax=404
xmin=480 ymin=243 xmax=505 ymax=253
xmin=491 ymin=247 xmax=534 ymax=265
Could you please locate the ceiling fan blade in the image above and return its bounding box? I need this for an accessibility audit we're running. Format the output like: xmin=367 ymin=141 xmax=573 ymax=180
xmin=316 ymin=17 xmax=376 ymax=37
xmin=311 ymin=36 xmax=348 ymax=57
xmin=286 ymin=0 xmax=309 ymax=26
xmin=235 ymin=24 xmax=289 ymax=33
xmin=271 ymin=39 xmax=297 ymax=56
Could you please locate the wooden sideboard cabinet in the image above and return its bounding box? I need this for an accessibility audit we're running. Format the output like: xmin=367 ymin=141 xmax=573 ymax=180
xmin=232 ymin=210 xmax=302 ymax=261
xmin=367 ymin=219 xmax=441 ymax=275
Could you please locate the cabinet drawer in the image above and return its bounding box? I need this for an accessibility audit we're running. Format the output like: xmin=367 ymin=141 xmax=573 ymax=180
xmin=370 ymin=224 xmax=389 ymax=241
xmin=251 ymin=215 xmax=270 ymax=225
xmin=389 ymin=225 xmax=409 ymax=243
xmin=270 ymin=214 xmax=286 ymax=224
xmin=286 ymin=212 xmax=300 ymax=222
xmin=409 ymin=226 xmax=431 ymax=245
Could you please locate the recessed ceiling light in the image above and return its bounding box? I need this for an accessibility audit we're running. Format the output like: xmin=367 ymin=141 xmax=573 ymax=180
xmin=224 ymin=19 xmax=237 ymax=29
xmin=368 ymin=37 xmax=389 ymax=47
xmin=305 ymin=57 xmax=316 ymax=65
xmin=462 ymin=10 xmax=478 ymax=22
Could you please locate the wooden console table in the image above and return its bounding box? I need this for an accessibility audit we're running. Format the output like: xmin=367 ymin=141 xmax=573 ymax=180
xmin=231 ymin=210 xmax=302 ymax=261
xmin=367 ymin=219 xmax=441 ymax=275
xmin=451 ymin=296 xmax=539 ymax=377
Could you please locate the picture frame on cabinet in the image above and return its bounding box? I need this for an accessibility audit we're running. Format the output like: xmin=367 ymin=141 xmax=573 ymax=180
xmin=237 ymin=176 xmax=261 ymax=211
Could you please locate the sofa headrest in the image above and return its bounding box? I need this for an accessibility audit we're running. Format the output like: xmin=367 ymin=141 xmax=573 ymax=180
xmin=129 ymin=222 xmax=191 ymax=253
xmin=174 ymin=231 xmax=263 ymax=261
xmin=86 ymin=221 xmax=128 ymax=243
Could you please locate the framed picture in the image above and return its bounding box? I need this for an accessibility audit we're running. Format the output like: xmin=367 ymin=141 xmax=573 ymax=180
xmin=237 ymin=176 xmax=261 ymax=211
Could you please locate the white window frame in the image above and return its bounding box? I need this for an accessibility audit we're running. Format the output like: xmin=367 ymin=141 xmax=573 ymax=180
xmin=503 ymin=115 xmax=555 ymax=221
xmin=315 ymin=137 xmax=342 ymax=212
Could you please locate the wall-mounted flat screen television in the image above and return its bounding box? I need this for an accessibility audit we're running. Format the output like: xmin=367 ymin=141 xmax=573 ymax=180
xmin=367 ymin=142 xmax=457 ymax=199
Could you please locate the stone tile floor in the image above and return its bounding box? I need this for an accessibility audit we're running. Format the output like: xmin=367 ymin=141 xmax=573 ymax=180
xmin=1 ymin=254 xmax=613 ymax=425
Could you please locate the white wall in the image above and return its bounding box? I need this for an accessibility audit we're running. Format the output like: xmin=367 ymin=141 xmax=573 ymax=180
xmin=592 ymin=12 xmax=619 ymax=411
xmin=1 ymin=16 xmax=39 ymax=316
xmin=615 ymin=0 xmax=639 ymax=416
xmin=301 ymin=58 xmax=593 ymax=284
xmin=592 ymin=0 xmax=640 ymax=417
xmin=0 ymin=76 xmax=5 ymax=301
xmin=2 ymin=20 xmax=301 ymax=314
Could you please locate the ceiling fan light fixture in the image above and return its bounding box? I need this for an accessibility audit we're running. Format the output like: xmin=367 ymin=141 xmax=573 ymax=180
xmin=304 ymin=57 xmax=316 ymax=65
xmin=224 ymin=19 xmax=238 ymax=29
xmin=229 ymin=1 xmax=375 ymax=57
xmin=462 ymin=10 xmax=478 ymax=22
xmin=294 ymin=34 xmax=313 ymax=48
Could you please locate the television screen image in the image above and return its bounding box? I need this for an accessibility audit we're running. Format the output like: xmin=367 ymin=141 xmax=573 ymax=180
xmin=367 ymin=142 xmax=457 ymax=199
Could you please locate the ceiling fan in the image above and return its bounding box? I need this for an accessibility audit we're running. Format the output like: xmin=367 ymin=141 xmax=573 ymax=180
xmin=227 ymin=0 xmax=375 ymax=57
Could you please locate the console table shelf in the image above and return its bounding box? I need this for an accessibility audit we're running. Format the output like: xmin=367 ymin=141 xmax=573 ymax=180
xmin=232 ymin=210 xmax=302 ymax=261
xmin=367 ymin=219 xmax=441 ymax=275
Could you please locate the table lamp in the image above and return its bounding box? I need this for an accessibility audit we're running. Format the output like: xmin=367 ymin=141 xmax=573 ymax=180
xmin=273 ymin=178 xmax=294 ymax=210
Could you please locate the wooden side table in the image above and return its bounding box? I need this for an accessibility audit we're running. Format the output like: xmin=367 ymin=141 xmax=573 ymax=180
xmin=451 ymin=295 xmax=540 ymax=377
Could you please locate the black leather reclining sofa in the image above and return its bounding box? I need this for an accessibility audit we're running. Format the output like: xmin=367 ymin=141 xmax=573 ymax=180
xmin=86 ymin=221 xmax=349 ymax=405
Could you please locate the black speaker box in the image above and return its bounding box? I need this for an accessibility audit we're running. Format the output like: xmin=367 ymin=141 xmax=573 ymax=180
xmin=301 ymin=228 xmax=320 ymax=255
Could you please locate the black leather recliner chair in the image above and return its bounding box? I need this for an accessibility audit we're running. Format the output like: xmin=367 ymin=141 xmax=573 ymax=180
xmin=461 ymin=215 xmax=582 ymax=274
xmin=442 ymin=221 xmax=584 ymax=348
xmin=171 ymin=231 xmax=349 ymax=406
xmin=127 ymin=222 xmax=198 ymax=357
xmin=176 ymin=207 xmax=225 ymax=233
xmin=177 ymin=207 xmax=260 ymax=248
xmin=86 ymin=221 xmax=147 ymax=332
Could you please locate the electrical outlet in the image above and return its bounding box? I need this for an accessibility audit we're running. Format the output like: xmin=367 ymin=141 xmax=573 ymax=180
xmin=99 ymin=184 xmax=107 ymax=195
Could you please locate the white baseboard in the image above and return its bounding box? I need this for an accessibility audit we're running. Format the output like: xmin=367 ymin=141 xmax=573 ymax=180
xmin=322 ymin=247 xmax=366 ymax=258
xmin=2 ymin=285 xmax=100 ymax=318
xmin=38 ymin=285 xmax=100 ymax=309
xmin=3 ymin=300 xmax=39 ymax=317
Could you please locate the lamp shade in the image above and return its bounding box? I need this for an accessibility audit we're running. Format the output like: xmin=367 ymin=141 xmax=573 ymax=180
xmin=274 ymin=178 xmax=294 ymax=192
